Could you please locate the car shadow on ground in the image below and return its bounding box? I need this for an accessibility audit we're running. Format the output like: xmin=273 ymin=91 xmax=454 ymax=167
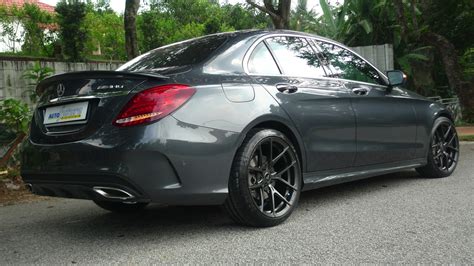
xmin=37 ymin=170 xmax=423 ymax=241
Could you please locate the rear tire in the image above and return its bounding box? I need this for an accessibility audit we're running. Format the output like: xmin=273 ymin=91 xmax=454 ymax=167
xmin=224 ymin=128 xmax=302 ymax=227
xmin=93 ymin=200 xmax=148 ymax=213
xmin=416 ymin=117 xmax=459 ymax=178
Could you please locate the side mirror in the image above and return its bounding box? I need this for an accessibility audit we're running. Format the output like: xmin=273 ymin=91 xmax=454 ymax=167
xmin=386 ymin=70 xmax=407 ymax=87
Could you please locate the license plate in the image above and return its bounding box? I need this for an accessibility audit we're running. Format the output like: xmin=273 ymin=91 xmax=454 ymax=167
xmin=43 ymin=102 xmax=89 ymax=125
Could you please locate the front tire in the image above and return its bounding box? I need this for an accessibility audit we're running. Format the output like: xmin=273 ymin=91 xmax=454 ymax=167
xmin=93 ymin=200 xmax=149 ymax=213
xmin=416 ymin=117 xmax=459 ymax=178
xmin=225 ymin=128 xmax=302 ymax=227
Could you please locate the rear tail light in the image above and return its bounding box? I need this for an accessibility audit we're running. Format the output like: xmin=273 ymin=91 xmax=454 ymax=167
xmin=113 ymin=84 xmax=195 ymax=127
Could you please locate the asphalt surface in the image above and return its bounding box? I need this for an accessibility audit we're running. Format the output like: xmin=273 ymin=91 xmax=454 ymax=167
xmin=1 ymin=144 xmax=473 ymax=264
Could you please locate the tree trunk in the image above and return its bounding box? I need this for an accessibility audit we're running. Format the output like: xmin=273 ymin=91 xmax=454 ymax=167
xmin=393 ymin=0 xmax=409 ymax=41
xmin=246 ymin=0 xmax=291 ymax=29
xmin=0 ymin=133 xmax=26 ymax=168
xmin=124 ymin=0 xmax=140 ymax=60
xmin=423 ymin=32 xmax=474 ymax=122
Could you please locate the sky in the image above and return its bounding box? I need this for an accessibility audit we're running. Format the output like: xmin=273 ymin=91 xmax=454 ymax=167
xmin=39 ymin=0 xmax=334 ymax=15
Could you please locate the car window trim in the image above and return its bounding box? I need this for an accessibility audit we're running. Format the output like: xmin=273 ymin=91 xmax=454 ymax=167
xmin=302 ymin=37 xmax=331 ymax=77
xmin=247 ymin=40 xmax=282 ymax=75
xmin=262 ymin=39 xmax=283 ymax=75
xmin=243 ymin=33 xmax=389 ymax=89
xmin=263 ymin=36 xmax=328 ymax=77
xmin=309 ymin=38 xmax=389 ymax=86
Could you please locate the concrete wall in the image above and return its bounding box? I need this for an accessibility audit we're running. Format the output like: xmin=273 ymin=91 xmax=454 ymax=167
xmin=351 ymin=44 xmax=394 ymax=73
xmin=0 ymin=58 xmax=122 ymax=105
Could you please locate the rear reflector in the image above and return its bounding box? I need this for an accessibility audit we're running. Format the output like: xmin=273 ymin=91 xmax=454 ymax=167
xmin=113 ymin=84 xmax=195 ymax=127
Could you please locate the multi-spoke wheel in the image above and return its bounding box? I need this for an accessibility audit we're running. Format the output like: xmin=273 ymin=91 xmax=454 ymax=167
xmin=416 ymin=117 xmax=459 ymax=178
xmin=225 ymin=128 xmax=301 ymax=227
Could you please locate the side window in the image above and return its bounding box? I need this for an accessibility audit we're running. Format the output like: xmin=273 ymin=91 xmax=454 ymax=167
xmin=315 ymin=40 xmax=386 ymax=85
xmin=266 ymin=37 xmax=326 ymax=78
xmin=247 ymin=42 xmax=280 ymax=75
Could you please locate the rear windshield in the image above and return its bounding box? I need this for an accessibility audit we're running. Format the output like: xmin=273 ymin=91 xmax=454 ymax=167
xmin=117 ymin=35 xmax=228 ymax=72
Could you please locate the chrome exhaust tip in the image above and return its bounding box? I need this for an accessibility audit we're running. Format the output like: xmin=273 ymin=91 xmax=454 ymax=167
xmin=92 ymin=186 xmax=135 ymax=200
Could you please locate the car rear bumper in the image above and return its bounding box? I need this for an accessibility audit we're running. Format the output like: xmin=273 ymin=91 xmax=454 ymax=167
xmin=21 ymin=116 xmax=240 ymax=205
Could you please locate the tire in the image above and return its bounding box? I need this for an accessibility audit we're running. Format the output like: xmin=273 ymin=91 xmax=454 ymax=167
xmin=224 ymin=128 xmax=302 ymax=227
xmin=416 ymin=117 xmax=460 ymax=178
xmin=93 ymin=200 xmax=149 ymax=213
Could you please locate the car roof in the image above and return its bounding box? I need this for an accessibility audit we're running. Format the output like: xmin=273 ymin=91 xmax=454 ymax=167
xmin=228 ymin=29 xmax=326 ymax=39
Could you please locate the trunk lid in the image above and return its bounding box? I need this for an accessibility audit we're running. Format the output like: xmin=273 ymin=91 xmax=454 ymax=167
xmin=31 ymin=71 xmax=168 ymax=144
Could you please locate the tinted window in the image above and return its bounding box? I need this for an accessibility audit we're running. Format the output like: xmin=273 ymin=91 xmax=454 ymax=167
xmin=266 ymin=37 xmax=326 ymax=78
xmin=117 ymin=35 xmax=228 ymax=72
xmin=248 ymin=42 xmax=280 ymax=75
xmin=315 ymin=40 xmax=385 ymax=85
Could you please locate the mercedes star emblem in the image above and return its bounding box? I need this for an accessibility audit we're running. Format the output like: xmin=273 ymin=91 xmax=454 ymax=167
xmin=57 ymin=83 xmax=65 ymax=97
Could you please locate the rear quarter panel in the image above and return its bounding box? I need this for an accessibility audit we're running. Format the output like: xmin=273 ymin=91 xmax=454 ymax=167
xmin=171 ymin=74 xmax=296 ymax=134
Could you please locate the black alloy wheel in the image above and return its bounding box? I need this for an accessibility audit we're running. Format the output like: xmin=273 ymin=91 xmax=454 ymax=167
xmin=225 ymin=128 xmax=302 ymax=227
xmin=247 ymin=136 xmax=300 ymax=217
xmin=417 ymin=117 xmax=459 ymax=178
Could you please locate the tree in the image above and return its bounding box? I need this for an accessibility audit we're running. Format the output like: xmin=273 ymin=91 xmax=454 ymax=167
xmin=0 ymin=5 xmax=26 ymax=53
xmin=221 ymin=3 xmax=269 ymax=30
xmin=21 ymin=3 xmax=56 ymax=57
xmin=392 ymin=0 xmax=474 ymax=122
xmin=124 ymin=0 xmax=140 ymax=60
xmin=84 ymin=4 xmax=126 ymax=61
xmin=246 ymin=0 xmax=291 ymax=29
xmin=291 ymin=0 xmax=319 ymax=32
xmin=0 ymin=99 xmax=30 ymax=168
xmin=56 ymin=0 xmax=88 ymax=61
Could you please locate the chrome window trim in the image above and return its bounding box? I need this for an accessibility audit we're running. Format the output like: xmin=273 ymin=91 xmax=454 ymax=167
xmin=309 ymin=38 xmax=389 ymax=85
xmin=242 ymin=33 xmax=389 ymax=89
xmin=247 ymin=39 xmax=283 ymax=75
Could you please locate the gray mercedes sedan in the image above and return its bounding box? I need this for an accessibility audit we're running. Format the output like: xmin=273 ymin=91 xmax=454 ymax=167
xmin=21 ymin=30 xmax=459 ymax=227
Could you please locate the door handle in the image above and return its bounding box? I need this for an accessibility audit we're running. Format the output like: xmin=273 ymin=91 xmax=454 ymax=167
xmin=276 ymin=84 xmax=298 ymax=93
xmin=352 ymin=88 xmax=369 ymax=95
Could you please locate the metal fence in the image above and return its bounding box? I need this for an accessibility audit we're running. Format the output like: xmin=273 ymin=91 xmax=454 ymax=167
xmin=428 ymin=96 xmax=462 ymax=122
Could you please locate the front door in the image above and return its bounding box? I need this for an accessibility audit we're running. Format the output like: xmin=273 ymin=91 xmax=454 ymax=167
xmin=246 ymin=36 xmax=357 ymax=172
xmin=314 ymin=40 xmax=418 ymax=166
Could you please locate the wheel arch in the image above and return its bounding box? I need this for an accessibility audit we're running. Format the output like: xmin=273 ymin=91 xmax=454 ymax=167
xmin=234 ymin=115 xmax=307 ymax=173
xmin=434 ymin=106 xmax=454 ymax=121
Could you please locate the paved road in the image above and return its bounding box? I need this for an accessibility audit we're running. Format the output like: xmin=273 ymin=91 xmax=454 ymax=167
xmin=1 ymin=144 xmax=473 ymax=264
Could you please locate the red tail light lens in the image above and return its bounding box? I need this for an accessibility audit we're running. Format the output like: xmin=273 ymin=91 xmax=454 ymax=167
xmin=113 ymin=84 xmax=196 ymax=127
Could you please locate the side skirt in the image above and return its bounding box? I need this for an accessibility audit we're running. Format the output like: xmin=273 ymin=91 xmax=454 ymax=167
xmin=302 ymin=158 xmax=426 ymax=191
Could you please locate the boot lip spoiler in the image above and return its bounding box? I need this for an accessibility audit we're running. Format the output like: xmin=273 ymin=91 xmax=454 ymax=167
xmin=36 ymin=70 xmax=169 ymax=95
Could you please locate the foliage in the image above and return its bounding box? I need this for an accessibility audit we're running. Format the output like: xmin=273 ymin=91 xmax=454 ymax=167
xmin=459 ymin=135 xmax=474 ymax=142
xmin=0 ymin=99 xmax=31 ymax=135
xmin=460 ymin=48 xmax=474 ymax=79
xmin=0 ymin=99 xmax=31 ymax=168
xmin=21 ymin=4 xmax=56 ymax=57
xmin=1 ymin=0 xmax=269 ymax=61
xmin=0 ymin=5 xmax=27 ymax=53
xmin=21 ymin=62 xmax=54 ymax=103
xmin=84 ymin=7 xmax=126 ymax=60
xmin=55 ymin=0 xmax=88 ymax=61
xmin=422 ymin=0 xmax=474 ymax=53
xmin=137 ymin=0 xmax=267 ymax=52
xmin=221 ymin=3 xmax=268 ymax=30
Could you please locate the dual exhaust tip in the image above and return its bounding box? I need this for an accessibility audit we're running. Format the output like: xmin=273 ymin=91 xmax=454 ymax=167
xmin=25 ymin=184 xmax=135 ymax=201
xmin=92 ymin=186 xmax=135 ymax=200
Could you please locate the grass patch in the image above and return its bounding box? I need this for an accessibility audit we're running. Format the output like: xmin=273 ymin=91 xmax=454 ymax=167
xmin=460 ymin=135 xmax=474 ymax=141
xmin=455 ymin=121 xmax=474 ymax=127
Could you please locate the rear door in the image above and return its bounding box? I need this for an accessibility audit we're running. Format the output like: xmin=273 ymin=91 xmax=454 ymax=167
xmin=314 ymin=40 xmax=418 ymax=166
xmin=246 ymin=36 xmax=356 ymax=172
